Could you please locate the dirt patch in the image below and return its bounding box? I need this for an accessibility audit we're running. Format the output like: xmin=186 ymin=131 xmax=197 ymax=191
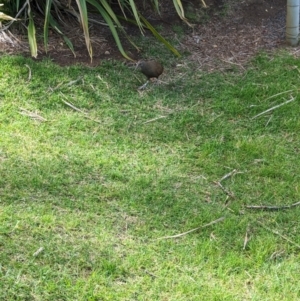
xmin=182 ymin=0 xmax=288 ymax=71
xmin=0 ymin=0 xmax=292 ymax=69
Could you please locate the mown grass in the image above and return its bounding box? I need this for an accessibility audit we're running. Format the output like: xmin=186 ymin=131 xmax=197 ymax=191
xmin=1 ymin=51 xmax=300 ymax=300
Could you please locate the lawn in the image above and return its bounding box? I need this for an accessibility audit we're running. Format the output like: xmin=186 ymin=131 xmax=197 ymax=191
xmin=1 ymin=51 xmax=300 ymax=300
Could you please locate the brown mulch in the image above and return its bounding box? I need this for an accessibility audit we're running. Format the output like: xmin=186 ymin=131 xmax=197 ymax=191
xmin=0 ymin=0 xmax=297 ymax=70
xmin=181 ymin=0 xmax=288 ymax=71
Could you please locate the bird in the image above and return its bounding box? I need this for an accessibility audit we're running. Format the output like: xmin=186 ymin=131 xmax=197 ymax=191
xmin=137 ymin=59 xmax=164 ymax=90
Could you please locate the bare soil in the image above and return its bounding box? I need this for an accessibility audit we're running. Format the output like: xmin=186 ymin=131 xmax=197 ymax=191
xmin=0 ymin=0 xmax=292 ymax=69
xmin=184 ymin=0 xmax=288 ymax=71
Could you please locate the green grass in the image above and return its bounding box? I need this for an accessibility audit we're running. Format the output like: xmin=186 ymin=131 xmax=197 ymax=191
xmin=1 ymin=51 xmax=300 ymax=300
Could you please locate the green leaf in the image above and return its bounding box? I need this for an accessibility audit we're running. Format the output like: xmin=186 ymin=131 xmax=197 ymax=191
xmin=0 ymin=3 xmax=18 ymax=21
xmin=98 ymin=0 xmax=123 ymax=28
xmin=49 ymin=15 xmax=76 ymax=57
xmin=27 ymin=2 xmax=37 ymax=58
xmin=151 ymin=0 xmax=160 ymax=13
xmin=75 ymin=0 xmax=92 ymax=59
xmin=87 ymin=0 xmax=133 ymax=60
xmin=173 ymin=0 xmax=192 ymax=26
xmin=128 ymin=0 xmax=144 ymax=33
xmin=0 ymin=12 xmax=17 ymax=21
xmin=139 ymin=14 xmax=181 ymax=57
xmin=44 ymin=0 xmax=53 ymax=53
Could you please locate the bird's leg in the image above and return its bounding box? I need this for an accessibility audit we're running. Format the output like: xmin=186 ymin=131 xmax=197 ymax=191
xmin=138 ymin=80 xmax=149 ymax=90
xmin=134 ymin=60 xmax=141 ymax=71
xmin=153 ymin=78 xmax=160 ymax=85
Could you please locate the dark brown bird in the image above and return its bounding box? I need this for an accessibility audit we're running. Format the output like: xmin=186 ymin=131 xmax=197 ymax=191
xmin=137 ymin=60 xmax=164 ymax=90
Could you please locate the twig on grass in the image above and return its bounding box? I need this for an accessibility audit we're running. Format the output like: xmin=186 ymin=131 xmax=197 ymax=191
xmin=61 ymin=98 xmax=86 ymax=114
xmin=142 ymin=268 xmax=157 ymax=279
xmin=252 ymin=96 xmax=295 ymax=119
xmin=220 ymin=59 xmax=245 ymax=71
xmin=33 ymin=247 xmax=44 ymax=257
xmin=97 ymin=75 xmax=109 ymax=89
xmin=260 ymin=89 xmax=295 ymax=102
xmin=214 ymin=181 xmax=235 ymax=199
xmin=257 ymin=221 xmax=300 ymax=249
xmin=65 ymin=77 xmax=83 ymax=86
xmin=157 ymin=216 xmax=225 ymax=239
xmin=143 ymin=115 xmax=167 ymax=124
xmin=245 ymin=201 xmax=300 ymax=211
xmin=48 ymin=76 xmax=83 ymax=93
xmin=213 ymin=169 xmax=244 ymax=200
xmin=243 ymin=226 xmax=251 ymax=250
xmin=19 ymin=107 xmax=47 ymax=122
xmin=24 ymin=64 xmax=32 ymax=81
xmin=265 ymin=115 xmax=273 ymax=127
xmin=270 ymin=250 xmax=285 ymax=260
xmin=61 ymin=97 xmax=101 ymax=124
xmin=219 ymin=169 xmax=238 ymax=182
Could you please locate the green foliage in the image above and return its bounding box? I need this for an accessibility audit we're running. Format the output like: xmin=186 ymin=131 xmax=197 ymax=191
xmin=27 ymin=1 xmax=37 ymax=58
xmin=0 ymin=2 xmax=17 ymax=21
xmin=1 ymin=0 xmax=185 ymax=59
